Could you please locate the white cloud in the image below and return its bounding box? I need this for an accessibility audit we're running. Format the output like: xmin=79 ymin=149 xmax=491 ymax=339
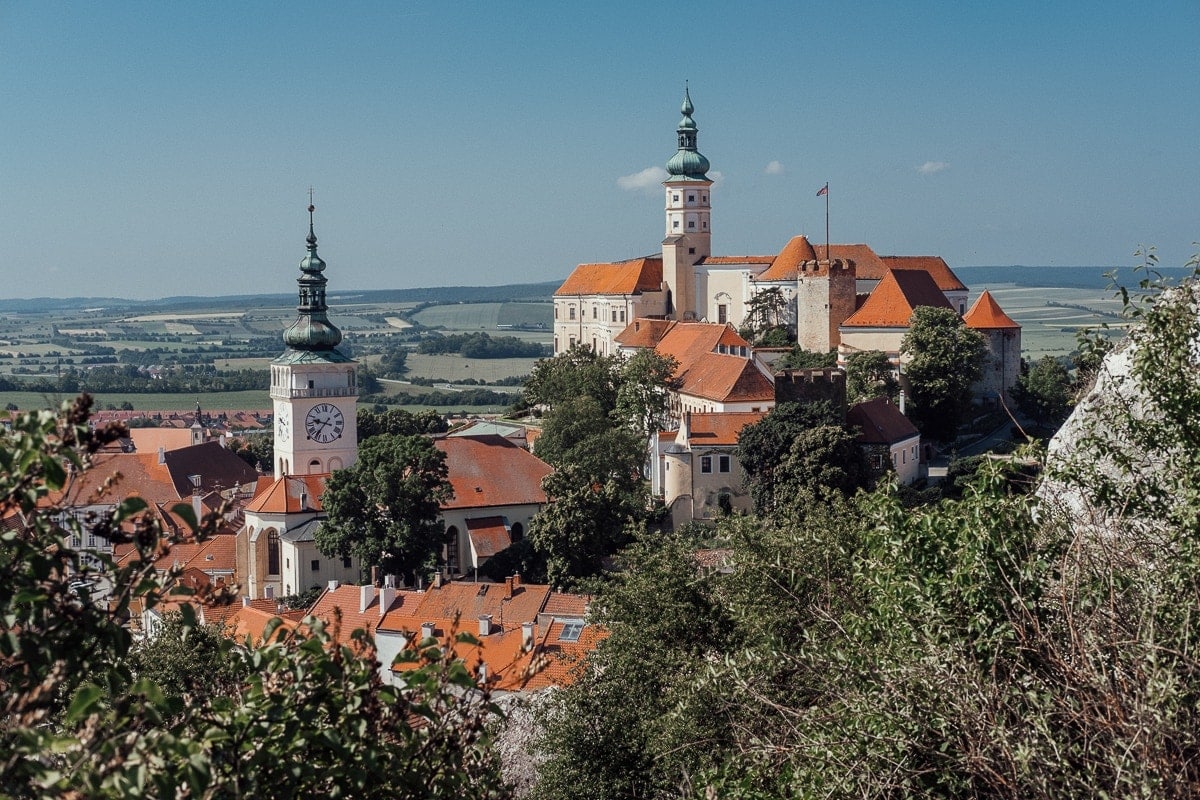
xmin=918 ymin=161 xmax=950 ymax=175
xmin=765 ymin=160 xmax=785 ymax=175
xmin=617 ymin=166 xmax=669 ymax=192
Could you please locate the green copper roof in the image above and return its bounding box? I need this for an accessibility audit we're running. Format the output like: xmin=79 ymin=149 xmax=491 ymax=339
xmin=272 ymin=347 xmax=353 ymax=365
xmin=665 ymin=87 xmax=711 ymax=181
xmin=281 ymin=204 xmax=345 ymax=352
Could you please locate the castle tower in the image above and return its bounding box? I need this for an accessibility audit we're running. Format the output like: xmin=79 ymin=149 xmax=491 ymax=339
xmin=963 ymin=290 xmax=1022 ymax=401
xmin=661 ymin=86 xmax=712 ymax=320
xmin=270 ymin=202 xmax=358 ymax=476
xmin=794 ymin=255 xmax=857 ymax=353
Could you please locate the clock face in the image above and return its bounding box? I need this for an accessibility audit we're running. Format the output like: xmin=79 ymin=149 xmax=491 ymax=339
xmin=305 ymin=403 xmax=345 ymax=443
xmin=276 ymin=408 xmax=290 ymax=441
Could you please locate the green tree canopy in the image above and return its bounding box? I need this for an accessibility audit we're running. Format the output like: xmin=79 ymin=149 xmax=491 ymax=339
xmin=901 ymin=305 xmax=987 ymax=441
xmin=776 ymin=344 xmax=837 ymax=369
xmin=526 ymin=467 xmax=646 ymax=587
xmin=519 ymin=346 xmax=622 ymax=414
xmin=317 ymin=433 xmax=452 ymax=581
xmin=357 ymin=406 xmax=448 ymax=441
xmin=1013 ymin=355 xmax=1073 ymax=428
xmin=614 ymin=348 xmax=679 ymax=440
xmin=845 ymin=349 xmax=899 ymax=403
xmin=734 ymin=400 xmax=848 ymax=515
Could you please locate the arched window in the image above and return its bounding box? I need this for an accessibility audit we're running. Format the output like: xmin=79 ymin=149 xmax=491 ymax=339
xmin=510 ymin=522 xmax=524 ymax=543
xmin=267 ymin=529 xmax=280 ymax=575
xmin=309 ymin=458 xmax=321 ymax=473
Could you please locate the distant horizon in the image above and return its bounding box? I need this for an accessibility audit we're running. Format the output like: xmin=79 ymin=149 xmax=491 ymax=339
xmin=2 ymin=264 xmax=1190 ymax=309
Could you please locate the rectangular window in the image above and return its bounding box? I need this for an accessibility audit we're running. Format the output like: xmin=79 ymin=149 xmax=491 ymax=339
xmin=554 ymin=307 xmax=559 ymax=319
xmin=688 ymin=194 xmax=695 ymax=201
xmin=342 ymin=556 xmax=352 ymax=568
xmin=688 ymin=221 xmax=695 ymax=229
xmin=311 ymin=559 xmax=320 ymax=571
xmin=569 ymin=336 xmax=576 ymax=348
xmin=559 ymin=621 xmax=584 ymax=642
xmin=569 ymin=307 xmax=576 ymax=320
xmin=700 ymin=456 xmax=712 ymax=474
xmin=593 ymin=307 xmax=598 ymax=319
xmin=673 ymin=220 xmax=680 ymax=229
xmin=719 ymin=455 xmax=731 ymax=473
xmin=673 ymin=194 xmax=679 ymax=202
xmin=718 ymin=304 xmax=727 ymax=324
xmin=620 ymin=309 xmax=626 ymax=322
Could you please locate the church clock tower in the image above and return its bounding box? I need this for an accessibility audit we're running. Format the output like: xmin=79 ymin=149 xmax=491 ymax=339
xmin=662 ymin=86 xmax=713 ymax=320
xmin=271 ymin=202 xmax=358 ymax=476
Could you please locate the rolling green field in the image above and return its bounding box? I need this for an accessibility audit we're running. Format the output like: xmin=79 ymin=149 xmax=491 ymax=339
xmin=402 ymin=353 xmax=539 ymax=383
xmin=411 ymin=302 xmax=551 ymax=343
xmin=968 ymin=284 xmax=1127 ymax=360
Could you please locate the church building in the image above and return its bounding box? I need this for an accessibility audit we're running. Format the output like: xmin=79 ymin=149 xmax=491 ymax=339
xmin=238 ymin=205 xmax=362 ymax=600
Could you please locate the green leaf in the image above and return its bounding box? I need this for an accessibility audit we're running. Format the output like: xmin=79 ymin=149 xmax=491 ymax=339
xmin=64 ymin=683 xmax=104 ymax=724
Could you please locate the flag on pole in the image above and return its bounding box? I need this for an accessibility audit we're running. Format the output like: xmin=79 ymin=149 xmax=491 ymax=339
xmin=816 ymin=183 xmax=828 ymax=197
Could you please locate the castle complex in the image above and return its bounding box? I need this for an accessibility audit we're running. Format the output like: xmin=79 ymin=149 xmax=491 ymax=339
xmin=552 ymin=89 xmax=1020 ymax=398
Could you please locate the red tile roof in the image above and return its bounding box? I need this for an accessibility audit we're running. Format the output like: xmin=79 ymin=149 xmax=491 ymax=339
xmin=386 ymin=590 xmax=605 ymax=692
xmin=677 ymin=354 xmax=775 ymax=404
xmin=963 ymin=290 xmax=1021 ymax=329
xmin=653 ymin=322 xmax=749 ymax=368
xmin=614 ymin=318 xmax=677 ymax=349
xmin=683 ymin=411 xmax=767 ymax=446
xmin=245 ymin=474 xmax=328 ymax=514
xmin=554 ymin=257 xmax=663 ymax=296
xmin=879 ymin=255 xmax=967 ymax=292
xmin=385 ymin=579 xmax=552 ymax=634
xmin=435 ymin=436 xmax=551 ymax=511
xmin=847 ymin=397 xmax=920 ymax=445
xmin=815 ymin=243 xmax=889 ymax=277
xmin=700 ymin=255 xmax=774 ymax=265
xmin=466 ymin=516 xmax=512 ymax=559
xmin=306 ymin=584 xmax=420 ymax=644
xmin=541 ymin=591 xmax=590 ymax=618
xmin=756 ymin=235 xmax=819 ymax=281
xmin=841 ymin=269 xmax=953 ymax=328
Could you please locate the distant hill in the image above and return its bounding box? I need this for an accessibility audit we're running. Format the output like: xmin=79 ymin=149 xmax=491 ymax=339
xmin=0 ymin=282 xmax=561 ymax=314
xmin=958 ymin=265 xmax=1195 ymax=291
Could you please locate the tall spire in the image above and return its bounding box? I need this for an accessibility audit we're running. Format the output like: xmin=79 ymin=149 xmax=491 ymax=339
xmin=282 ymin=197 xmax=343 ymax=351
xmin=666 ymin=84 xmax=710 ymax=180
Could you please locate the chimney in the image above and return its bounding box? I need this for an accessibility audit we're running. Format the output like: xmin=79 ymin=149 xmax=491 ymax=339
xmin=521 ymin=621 xmax=535 ymax=650
xmin=359 ymin=584 xmax=375 ymax=613
xmin=505 ymin=576 xmax=513 ymax=599
xmin=379 ymin=585 xmax=396 ymax=618
xmin=899 ymin=389 xmax=907 ymax=415
xmin=192 ymin=494 xmax=203 ymax=525
xmin=420 ymin=622 xmax=435 ymax=641
xmin=157 ymin=446 xmax=166 ymax=465
xmin=512 ymin=573 xmax=521 ymax=588
xmin=327 ymin=579 xmax=340 ymax=592
xmin=478 ymin=614 xmax=493 ymax=637
xmin=383 ymin=574 xmax=396 ymax=589
xmin=477 ymin=663 xmax=488 ymax=685
xmin=241 ymin=596 xmax=251 ymax=607
xmin=433 ymin=572 xmax=444 ymax=589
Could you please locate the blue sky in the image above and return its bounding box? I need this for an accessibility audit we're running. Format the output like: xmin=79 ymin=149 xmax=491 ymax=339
xmin=1 ymin=1 xmax=1197 ymax=299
